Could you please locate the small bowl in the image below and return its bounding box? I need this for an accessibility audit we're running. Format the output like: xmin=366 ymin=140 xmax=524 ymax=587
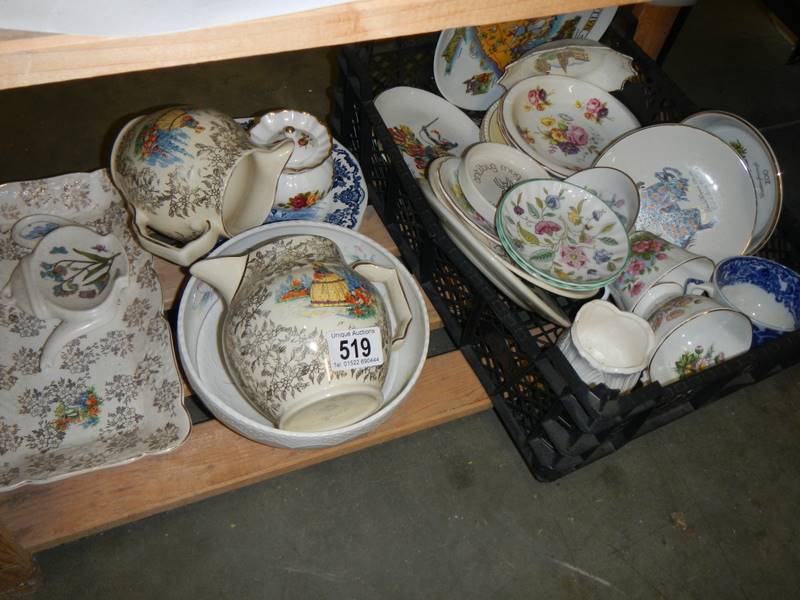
xmin=711 ymin=256 xmax=799 ymax=346
xmin=495 ymin=179 xmax=630 ymax=290
xmin=457 ymin=142 xmax=550 ymax=224
xmin=646 ymin=295 xmax=752 ymax=386
xmin=565 ymin=166 xmax=640 ymax=232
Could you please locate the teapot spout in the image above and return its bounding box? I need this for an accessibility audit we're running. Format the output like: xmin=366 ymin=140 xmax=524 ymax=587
xmin=190 ymin=255 xmax=248 ymax=306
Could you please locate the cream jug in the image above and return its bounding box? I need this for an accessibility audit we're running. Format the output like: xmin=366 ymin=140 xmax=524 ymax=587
xmin=190 ymin=234 xmax=413 ymax=432
xmin=111 ymin=107 xmax=293 ymax=266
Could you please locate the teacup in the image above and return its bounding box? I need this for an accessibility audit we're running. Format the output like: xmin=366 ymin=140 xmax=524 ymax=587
xmin=646 ymin=295 xmax=752 ymax=386
xmin=687 ymin=256 xmax=800 ymax=346
xmin=607 ymin=231 xmax=714 ymax=317
xmin=556 ymin=300 xmax=655 ymax=392
xmin=111 ymin=107 xmax=293 ymax=266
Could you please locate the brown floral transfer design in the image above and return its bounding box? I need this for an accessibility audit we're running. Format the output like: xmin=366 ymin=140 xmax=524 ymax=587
xmin=222 ymin=235 xmax=390 ymax=421
xmin=0 ymin=169 xmax=190 ymax=491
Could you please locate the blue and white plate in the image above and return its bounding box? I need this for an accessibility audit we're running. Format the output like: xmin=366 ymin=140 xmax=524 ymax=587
xmin=265 ymin=141 xmax=367 ymax=230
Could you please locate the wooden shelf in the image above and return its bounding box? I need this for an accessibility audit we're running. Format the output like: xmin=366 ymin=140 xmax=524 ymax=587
xmin=0 ymin=0 xmax=630 ymax=90
xmin=0 ymin=352 xmax=489 ymax=552
xmin=0 ymin=205 xmax=490 ymax=551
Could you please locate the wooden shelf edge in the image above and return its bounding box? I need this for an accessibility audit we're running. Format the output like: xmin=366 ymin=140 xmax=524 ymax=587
xmin=0 ymin=351 xmax=491 ymax=552
xmin=0 ymin=0 xmax=632 ymax=90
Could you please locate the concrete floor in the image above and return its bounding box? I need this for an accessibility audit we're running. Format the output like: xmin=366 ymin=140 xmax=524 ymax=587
xmin=2 ymin=0 xmax=799 ymax=598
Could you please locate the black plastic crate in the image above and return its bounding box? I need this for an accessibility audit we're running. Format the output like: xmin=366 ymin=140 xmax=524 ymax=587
xmin=331 ymin=11 xmax=800 ymax=480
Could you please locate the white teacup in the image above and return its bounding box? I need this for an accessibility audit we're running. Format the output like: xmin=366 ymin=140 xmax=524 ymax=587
xmin=607 ymin=231 xmax=714 ymax=317
xmin=646 ymin=295 xmax=751 ymax=386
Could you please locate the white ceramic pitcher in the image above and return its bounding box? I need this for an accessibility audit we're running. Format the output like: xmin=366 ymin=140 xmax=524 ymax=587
xmin=111 ymin=106 xmax=293 ymax=266
xmin=190 ymin=234 xmax=413 ymax=432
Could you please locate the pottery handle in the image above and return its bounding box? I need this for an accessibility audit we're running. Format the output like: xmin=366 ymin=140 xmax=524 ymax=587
xmin=684 ymin=278 xmax=714 ymax=297
xmin=132 ymin=212 xmax=219 ymax=267
xmin=352 ymin=263 xmax=412 ymax=350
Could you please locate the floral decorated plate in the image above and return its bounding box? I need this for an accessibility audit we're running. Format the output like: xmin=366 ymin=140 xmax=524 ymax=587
xmin=428 ymin=160 xmax=595 ymax=301
xmin=433 ymin=8 xmax=617 ymax=111
xmin=594 ymin=124 xmax=757 ymax=262
xmin=496 ymin=179 xmax=629 ymax=289
xmin=264 ymin=141 xmax=367 ymax=230
xmin=565 ymin=166 xmax=640 ymax=232
xmin=374 ymin=86 xmax=479 ymax=178
xmin=500 ymin=74 xmax=640 ymax=177
xmin=681 ymin=111 xmax=782 ymax=254
xmin=431 ymin=157 xmax=500 ymax=244
xmin=0 ymin=169 xmax=190 ymax=491
xmin=499 ymin=39 xmax=636 ymax=93
xmin=177 ymin=221 xmax=429 ymax=449
xmin=423 ymin=169 xmax=572 ymax=323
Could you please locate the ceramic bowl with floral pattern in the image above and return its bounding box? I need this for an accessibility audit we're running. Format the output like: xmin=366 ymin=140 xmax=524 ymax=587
xmin=496 ymin=179 xmax=630 ymax=289
xmin=500 ymin=74 xmax=640 ymax=177
xmin=646 ymin=294 xmax=751 ymax=386
xmin=427 ymin=158 xmax=596 ymax=302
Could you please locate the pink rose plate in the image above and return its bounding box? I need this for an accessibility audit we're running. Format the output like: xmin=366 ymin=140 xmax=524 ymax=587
xmin=500 ymin=75 xmax=639 ymax=177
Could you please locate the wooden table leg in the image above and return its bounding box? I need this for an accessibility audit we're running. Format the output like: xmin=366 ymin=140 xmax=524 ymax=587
xmin=0 ymin=523 xmax=39 ymax=598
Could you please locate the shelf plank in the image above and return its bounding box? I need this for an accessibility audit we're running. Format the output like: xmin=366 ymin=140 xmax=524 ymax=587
xmin=0 ymin=0 xmax=631 ymax=90
xmin=0 ymin=351 xmax=490 ymax=551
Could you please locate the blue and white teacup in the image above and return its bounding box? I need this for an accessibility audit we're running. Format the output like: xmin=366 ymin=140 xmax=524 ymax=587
xmin=686 ymin=256 xmax=800 ymax=346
